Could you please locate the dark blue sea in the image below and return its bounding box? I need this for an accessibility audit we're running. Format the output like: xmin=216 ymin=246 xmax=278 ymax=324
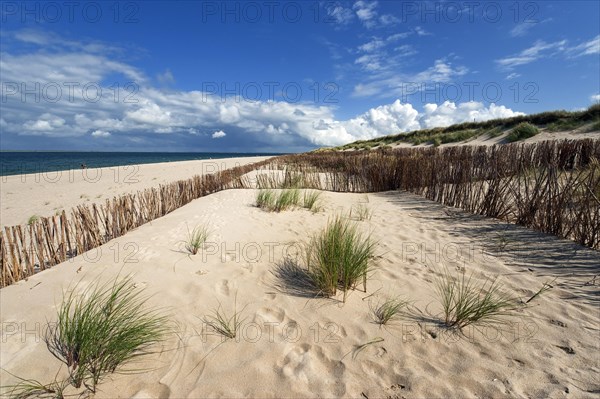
xmin=0 ymin=152 xmax=283 ymax=177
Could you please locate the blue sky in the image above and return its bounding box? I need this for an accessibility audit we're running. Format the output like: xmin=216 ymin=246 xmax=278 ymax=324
xmin=1 ymin=0 xmax=598 ymax=152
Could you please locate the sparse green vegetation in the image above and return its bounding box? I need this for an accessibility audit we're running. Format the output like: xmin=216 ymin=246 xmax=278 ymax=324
xmin=372 ymin=297 xmax=409 ymax=325
xmin=184 ymin=224 xmax=210 ymax=255
xmin=27 ymin=215 xmax=38 ymax=225
xmin=305 ymin=217 xmax=375 ymax=302
xmin=203 ymin=295 xmax=246 ymax=339
xmin=351 ymin=203 xmax=373 ymax=221
xmin=507 ymin=122 xmax=540 ymax=142
xmin=256 ymin=189 xmax=276 ymax=209
xmin=256 ymin=189 xmax=300 ymax=212
xmin=435 ymin=269 xmax=519 ymax=329
xmin=302 ymin=191 xmax=323 ymax=212
xmin=44 ymin=276 xmax=169 ymax=392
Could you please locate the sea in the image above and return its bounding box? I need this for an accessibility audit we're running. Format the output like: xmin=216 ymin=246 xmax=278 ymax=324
xmin=0 ymin=152 xmax=283 ymax=177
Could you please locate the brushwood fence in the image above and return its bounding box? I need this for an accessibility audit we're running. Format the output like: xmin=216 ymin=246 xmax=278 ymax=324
xmin=259 ymin=139 xmax=600 ymax=249
xmin=2 ymin=139 xmax=599 ymax=288
xmin=0 ymin=159 xmax=272 ymax=287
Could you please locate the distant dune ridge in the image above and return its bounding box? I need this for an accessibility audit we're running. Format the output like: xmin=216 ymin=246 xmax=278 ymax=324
xmin=1 ymin=108 xmax=599 ymax=397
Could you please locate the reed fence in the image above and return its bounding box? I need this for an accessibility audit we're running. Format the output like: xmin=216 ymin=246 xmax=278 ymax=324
xmin=2 ymin=139 xmax=598 ymax=288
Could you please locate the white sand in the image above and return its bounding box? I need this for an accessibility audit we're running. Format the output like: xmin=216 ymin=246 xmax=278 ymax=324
xmin=0 ymin=156 xmax=271 ymax=227
xmin=1 ymin=186 xmax=598 ymax=398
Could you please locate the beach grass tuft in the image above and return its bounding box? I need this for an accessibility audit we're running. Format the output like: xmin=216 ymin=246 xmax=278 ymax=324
xmin=372 ymin=297 xmax=409 ymax=325
xmin=507 ymin=122 xmax=539 ymax=142
xmin=305 ymin=217 xmax=375 ymax=302
xmin=435 ymin=269 xmax=519 ymax=329
xmin=256 ymin=189 xmax=276 ymax=210
xmin=256 ymin=189 xmax=300 ymax=212
xmin=351 ymin=203 xmax=373 ymax=221
xmin=45 ymin=276 xmax=169 ymax=392
xmin=184 ymin=224 xmax=210 ymax=255
xmin=203 ymin=295 xmax=246 ymax=339
xmin=302 ymin=191 xmax=323 ymax=212
xmin=27 ymin=215 xmax=38 ymax=225
xmin=2 ymin=372 xmax=68 ymax=399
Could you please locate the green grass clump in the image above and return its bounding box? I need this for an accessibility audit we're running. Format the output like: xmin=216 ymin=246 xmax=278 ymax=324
xmin=256 ymin=189 xmax=300 ymax=212
xmin=27 ymin=215 xmax=38 ymax=225
xmin=431 ymin=137 xmax=442 ymax=147
xmin=546 ymin=119 xmax=583 ymax=132
xmin=435 ymin=269 xmax=519 ymax=329
xmin=256 ymin=189 xmax=276 ymax=209
xmin=507 ymin=122 xmax=539 ymax=142
xmin=45 ymin=276 xmax=169 ymax=392
xmin=305 ymin=217 xmax=375 ymax=302
xmin=2 ymin=372 xmax=68 ymax=399
xmin=203 ymin=296 xmax=246 ymax=339
xmin=184 ymin=224 xmax=210 ymax=255
xmin=274 ymin=189 xmax=300 ymax=212
xmin=372 ymin=297 xmax=409 ymax=325
xmin=302 ymin=191 xmax=323 ymax=212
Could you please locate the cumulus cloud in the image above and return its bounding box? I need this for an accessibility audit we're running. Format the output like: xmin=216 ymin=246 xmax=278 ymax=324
xmin=1 ymin=29 xmax=525 ymax=149
xmin=91 ymin=130 xmax=111 ymax=138
xmin=591 ymin=94 xmax=600 ymax=103
xmin=419 ymin=101 xmax=525 ymax=129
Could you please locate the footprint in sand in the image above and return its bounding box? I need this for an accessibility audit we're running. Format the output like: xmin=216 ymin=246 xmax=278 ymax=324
xmin=216 ymin=279 xmax=230 ymax=296
xmin=279 ymin=344 xmax=346 ymax=395
xmin=254 ymin=306 xmax=286 ymax=324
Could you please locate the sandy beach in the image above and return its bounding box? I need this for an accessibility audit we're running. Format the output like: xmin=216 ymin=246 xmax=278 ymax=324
xmin=0 ymin=156 xmax=271 ymax=227
xmin=1 ymin=160 xmax=599 ymax=397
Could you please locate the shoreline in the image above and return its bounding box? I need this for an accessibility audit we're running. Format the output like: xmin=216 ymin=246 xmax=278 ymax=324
xmin=0 ymin=156 xmax=272 ymax=227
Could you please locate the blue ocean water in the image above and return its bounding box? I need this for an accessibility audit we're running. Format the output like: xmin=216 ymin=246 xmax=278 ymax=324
xmin=0 ymin=152 xmax=282 ymax=177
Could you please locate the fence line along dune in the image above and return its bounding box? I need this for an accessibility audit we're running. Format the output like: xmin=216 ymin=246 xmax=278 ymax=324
xmin=0 ymin=159 xmax=273 ymax=287
xmin=1 ymin=139 xmax=598 ymax=288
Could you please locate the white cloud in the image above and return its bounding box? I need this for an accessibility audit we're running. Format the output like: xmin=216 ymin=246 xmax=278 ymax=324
xmin=419 ymin=101 xmax=525 ymax=128
xmin=352 ymin=1 xmax=399 ymax=28
xmin=497 ymin=35 xmax=599 ymax=70
xmin=506 ymin=73 xmax=521 ymax=80
xmin=157 ymin=69 xmax=175 ymax=85
xmin=22 ymin=113 xmax=65 ymax=132
xmin=353 ymin=1 xmax=378 ymax=27
xmin=496 ymin=40 xmax=567 ymax=69
xmin=91 ymin=130 xmax=111 ymax=138
xmin=1 ymin=29 xmax=524 ymax=148
xmin=326 ymin=3 xmax=354 ymax=26
xmin=591 ymin=94 xmax=600 ymax=103
xmin=568 ymin=35 xmax=600 ymax=57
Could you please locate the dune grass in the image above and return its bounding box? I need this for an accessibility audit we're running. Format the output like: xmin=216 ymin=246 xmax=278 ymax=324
xmin=203 ymin=296 xmax=246 ymax=340
xmin=435 ymin=269 xmax=519 ymax=329
xmin=2 ymin=372 xmax=68 ymax=399
xmin=274 ymin=189 xmax=300 ymax=212
xmin=184 ymin=224 xmax=210 ymax=255
xmin=27 ymin=215 xmax=38 ymax=225
xmin=256 ymin=189 xmax=300 ymax=212
xmin=507 ymin=122 xmax=540 ymax=142
xmin=302 ymin=191 xmax=323 ymax=212
xmin=256 ymin=189 xmax=276 ymax=209
xmin=372 ymin=297 xmax=409 ymax=325
xmin=351 ymin=203 xmax=373 ymax=221
xmin=44 ymin=276 xmax=169 ymax=392
xmin=305 ymin=217 xmax=375 ymax=302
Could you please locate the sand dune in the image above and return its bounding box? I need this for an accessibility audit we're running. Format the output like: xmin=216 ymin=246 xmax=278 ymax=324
xmin=1 ymin=187 xmax=598 ymax=398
